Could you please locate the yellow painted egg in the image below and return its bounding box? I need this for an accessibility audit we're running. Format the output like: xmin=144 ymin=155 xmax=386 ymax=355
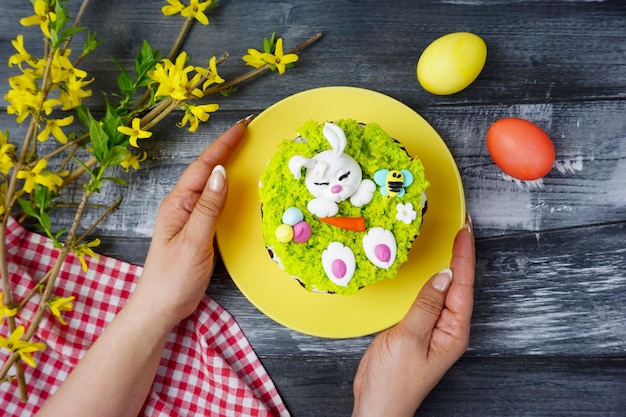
xmin=417 ymin=32 xmax=487 ymax=95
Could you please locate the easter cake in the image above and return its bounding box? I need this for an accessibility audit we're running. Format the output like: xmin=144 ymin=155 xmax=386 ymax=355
xmin=259 ymin=119 xmax=429 ymax=295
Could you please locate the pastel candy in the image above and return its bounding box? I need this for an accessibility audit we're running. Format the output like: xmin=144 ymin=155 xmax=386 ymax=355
xmin=282 ymin=207 xmax=304 ymax=226
xmin=293 ymin=221 xmax=312 ymax=243
xmin=275 ymin=224 xmax=294 ymax=243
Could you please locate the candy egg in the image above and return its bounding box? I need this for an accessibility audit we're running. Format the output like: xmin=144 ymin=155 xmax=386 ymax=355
xmin=292 ymin=221 xmax=312 ymax=243
xmin=282 ymin=207 xmax=304 ymax=226
xmin=417 ymin=32 xmax=487 ymax=95
xmin=487 ymin=118 xmax=555 ymax=180
xmin=275 ymin=224 xmax=294 ymax=243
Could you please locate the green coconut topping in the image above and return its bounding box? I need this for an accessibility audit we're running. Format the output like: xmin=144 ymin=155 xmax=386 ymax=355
xmin=259 ymin=119 xmax=429 ymax=295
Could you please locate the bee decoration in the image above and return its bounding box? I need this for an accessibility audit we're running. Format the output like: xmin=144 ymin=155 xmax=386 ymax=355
xmin=373 ymin=169 xmax=414 ymax=198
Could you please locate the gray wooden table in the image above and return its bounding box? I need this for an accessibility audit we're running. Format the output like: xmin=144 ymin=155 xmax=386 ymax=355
xmin=2 ymin=0 xmax=625 ymax=415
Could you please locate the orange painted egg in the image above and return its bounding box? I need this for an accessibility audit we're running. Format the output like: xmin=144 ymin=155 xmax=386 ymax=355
xmin=487 ymin=118 xmax=555 ymax=180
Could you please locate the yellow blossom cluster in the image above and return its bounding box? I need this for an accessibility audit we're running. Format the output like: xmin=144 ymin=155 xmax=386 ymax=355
xmin=0 ymin=325 xmax=46 ymax=368
xmin=2 ymin=1 xmax=91 ymax=196
xmin=243 ymin=38 xmax=299 ymax=75
xmin=6 ymin=37 xmax=92 ymax=129
xmin=162 ymin=0 xmax=217 ymax=25
xmin=18 ymin=0 xmax=56 ymax=39
xmin=73 ymin=239 xmax=101 ymax=273
xmin=0 ymin=131 xmax=15 ymax=176
xmin=16 ymin=159 xmax=65 ymax=194
xmin=148 ymin=53 xmax=224 ymax=132
xmin=47 ymin=295 xmax=76 ymax=325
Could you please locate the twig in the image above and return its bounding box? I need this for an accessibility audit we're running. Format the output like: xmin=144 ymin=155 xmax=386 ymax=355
xmin=168 ymin=16 xmax=194 ymax=61
xmin=62 ymin=0 xmax=91 ymax=53
xmin=27 ymin=133 xmax=89 ymax=168
xmin=204 ymin=30 xmax=324 ymax=97
xmin=135 ymin=16 xmax=196 ymax=111
xmin=0 ymin=48 xmax=56 ymax=399
xmin=0 ymin=189 xmax=94 ymax=382
xmin=75 ymin=197 xmax=122 ymax=244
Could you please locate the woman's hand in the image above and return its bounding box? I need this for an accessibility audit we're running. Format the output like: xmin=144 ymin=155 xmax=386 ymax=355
xmin=133 ymin=117 xmax=252 ymax=327
xmin=352 ymin=217 xmax=475 ymax=417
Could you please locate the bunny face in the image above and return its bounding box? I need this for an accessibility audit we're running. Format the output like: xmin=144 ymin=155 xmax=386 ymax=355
xmin=303 ymin=150 xmax=363 ymax=203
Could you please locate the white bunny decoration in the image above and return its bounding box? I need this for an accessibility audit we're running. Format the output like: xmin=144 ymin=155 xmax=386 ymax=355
xmin=289 ymin=122 xmax=375 ymax=217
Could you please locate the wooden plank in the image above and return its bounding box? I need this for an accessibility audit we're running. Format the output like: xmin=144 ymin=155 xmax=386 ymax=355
xmin=259 ymin=356 xmax=626 ymax=417
xmin=420 ymin=101 xmax=626 ymax=237
xmin=4 ymin=98 xmax=623 ymax=240
xmin=94 ymin=222 xmax=626 ymax=358
xmin=1 ymin=1 xmax=625 ymax=108
xmin=2 ymin=1 xmax=625 ymax=415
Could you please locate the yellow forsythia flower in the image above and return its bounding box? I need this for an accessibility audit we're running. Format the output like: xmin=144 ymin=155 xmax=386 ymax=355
xmin=19 ymin=0 xmax=56 ymax=39
xmin=162 ymin=0 xmax=184 ymax=16
xmin=177 ymin=103 xmax=219 ymax=132
xmin=17 ymin=159 xmax=65 ymax=193
xmin=120 ymin=151 xmax=147 ymax=172
xmin=242 ymin=48 xmax=267 ymax=69
xmin=261 ymin=38 xmax=299 ymax=75
xmin=181 ymin=0 xmax=215 ymax=25
xmin=47 ymin=296 xmax=76 ymax=325
xmin=8 ymin=35 xmax=37 ymax=69
xmin=117 ymin=118 xmax=153 ymax=148
xmin=37 ymin=115 xmax=75 ymax=144
xmin=150 ymin=52 xmax=196 ymax=101
xmin=0 ymin=326 xmax=46 ymax=368
xmin=0 ymin=131 xmax=16 ymax=175
xmin=73 ymin=238 xmax=101 ymax=272
xmin=0 ymin=293 xmax=18 ymax=321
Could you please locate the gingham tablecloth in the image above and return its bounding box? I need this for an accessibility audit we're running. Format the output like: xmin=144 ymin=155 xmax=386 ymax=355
xmin=0 ymin=216 xmax=289 ymax=416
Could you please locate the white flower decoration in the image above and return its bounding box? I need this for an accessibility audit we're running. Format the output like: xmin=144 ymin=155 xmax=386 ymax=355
xmin=396 ymin=202 xmax=417 ymax=224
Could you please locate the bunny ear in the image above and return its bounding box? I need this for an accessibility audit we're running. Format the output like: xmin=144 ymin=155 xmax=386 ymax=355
xmin=323 ymin=122 xmax=347 ymax=157
xmin=289 ymin=155 xmax=316 ymax=179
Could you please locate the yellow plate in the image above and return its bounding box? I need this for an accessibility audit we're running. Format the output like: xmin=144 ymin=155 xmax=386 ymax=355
xmin=217 ymin=86 xmax=465 ymax=338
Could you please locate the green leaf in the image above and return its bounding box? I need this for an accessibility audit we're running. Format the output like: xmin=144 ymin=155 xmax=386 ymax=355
xmin=38 ymin=211 xmax=52 ymax=234
xmin=102 ymin=103 xmax=125 ymax=146
xmin=83 ymin=30 xmax=105 ymax=57
xmin=117 ymin=71 xmax=133 ymax=94
xmin=103 ymin=146 xmax=128 ymax=167
xmin=33 ymin=184 xmax=53 ymax=210
xmin=85 ymin=179 xmax=104 ymax=194
xmin=72 ymin=156 xmax=96 ymax=181
xmin=54 ymin=228 xmax=67 ymax=240
xmin=61 ymin=26 xmax=84 ymax=40
xmin=76 ymin=105 xmax=93 ymax=128
xmin=135 ymin=40 xmax=161 ymax=86
xmin=103 ymin=176 xmax=128 ymax=187
xmin=219 ymin=86 xmax=239 ymax=97
xmin=263 ymin=32 xmax=277 ymax=54
xmin=137 ymin=40 xmax=157 ymax=73
xmin=17 ymin=198 xmax=38 ymax=218
xmin=89 ymin=118 xmax=110 ymax=163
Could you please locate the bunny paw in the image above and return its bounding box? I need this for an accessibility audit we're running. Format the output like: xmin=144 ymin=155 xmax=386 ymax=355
xmin=363 ymin=227 xmax=397 ymax=269
xmin=322 ymin=242 xmax=356 ymax=286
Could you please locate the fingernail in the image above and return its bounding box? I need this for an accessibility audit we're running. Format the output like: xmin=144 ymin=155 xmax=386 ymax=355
xmin=236 ymin=114 xmax=256 ymax=127
xmin=432 ymin=268 xmax=453 ymax=292
xmin=464 ymin=213 xmax=473 ymax=235
xmin=209 ymin=165 xmax=226 ymax=192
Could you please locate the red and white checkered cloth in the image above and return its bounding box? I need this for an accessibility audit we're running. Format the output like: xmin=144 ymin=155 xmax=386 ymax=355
xmin=0 ymin=216 xmax=289 ymax=416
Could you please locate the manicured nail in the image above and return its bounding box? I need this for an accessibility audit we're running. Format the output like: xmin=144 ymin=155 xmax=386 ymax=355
xmin=237 ymin=114 xmax=256 ymax=126
xmin=209 ymin=165 xmax=226 ymax=192
xmin=464 ymin=213 xmax=473 ymax=235
xmin=432 ymin=268 xmax=453 ymax=292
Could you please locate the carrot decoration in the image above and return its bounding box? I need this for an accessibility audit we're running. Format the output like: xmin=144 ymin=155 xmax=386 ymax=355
xmin=319 ymin=217 xmax=367 ymax=232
